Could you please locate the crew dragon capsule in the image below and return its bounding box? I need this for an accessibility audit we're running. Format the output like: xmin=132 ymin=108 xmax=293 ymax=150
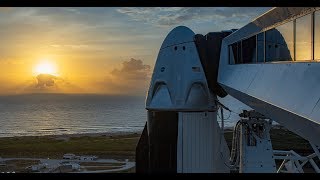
xmin=136 ymin=26 xmax=232 ymax=173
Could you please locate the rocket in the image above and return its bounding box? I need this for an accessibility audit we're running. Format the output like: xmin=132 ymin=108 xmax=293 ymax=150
xmin=136 ymin=26 xmax=231 ymax=173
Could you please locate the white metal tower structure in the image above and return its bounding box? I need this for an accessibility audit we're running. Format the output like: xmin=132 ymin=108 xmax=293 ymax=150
xmin=136 ymin=7 xmax=320 ymax=173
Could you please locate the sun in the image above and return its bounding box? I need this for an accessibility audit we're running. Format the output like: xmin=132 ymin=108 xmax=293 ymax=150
xmin=33 ymin=60 xmax=58 ymax=76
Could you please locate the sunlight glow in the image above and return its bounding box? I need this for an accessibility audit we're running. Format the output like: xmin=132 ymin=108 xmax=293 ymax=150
xmin=33 ymin=60 xmax=58 ymax=76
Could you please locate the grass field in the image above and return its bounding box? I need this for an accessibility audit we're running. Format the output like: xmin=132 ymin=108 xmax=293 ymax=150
xmin=0 ymin=128 xmax=314 ymax=173
xmin=0 ymin=129 xmax=312 ymax=159
xmin=0 ymin=133 xmax=141 ymax=160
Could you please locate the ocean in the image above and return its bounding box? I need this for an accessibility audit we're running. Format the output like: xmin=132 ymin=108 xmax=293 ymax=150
xmin=0 ymin=94 xmax=236 ymax=137
xmin=0 ymin=94 xmax=147 ymax=137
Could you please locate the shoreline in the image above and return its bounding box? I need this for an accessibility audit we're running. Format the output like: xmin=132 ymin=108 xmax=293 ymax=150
xmin=0 ymin=131 xmax=143 ymax=140
xmin=0 ymin=125 xmax=280 ymax=139
xmin=0 ymin=129 xmax=234 ymax=139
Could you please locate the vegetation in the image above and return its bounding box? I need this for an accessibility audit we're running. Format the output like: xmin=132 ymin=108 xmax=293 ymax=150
xmin=0 ymin=128 xmax=314 ymax=173
xmin=0 ymin=133 xmax=141 ymax=160
xmin=0 ymin=128 xmax=312 ymax=159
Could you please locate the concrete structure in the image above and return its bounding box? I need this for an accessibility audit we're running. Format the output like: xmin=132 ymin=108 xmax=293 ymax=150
xmin=31 ymin=163 xmax=47 ymax=171
xmin=58 ymin=162 xmax=80 ymax=172
xmin=63 ymin=153 xmax=77 ymax=160
xmin=79 ymin=156 xmax=97 ymax=161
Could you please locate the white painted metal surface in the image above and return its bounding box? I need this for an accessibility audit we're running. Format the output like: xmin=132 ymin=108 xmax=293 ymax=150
xmin=146 ymin=26 xmax=215 ymax=111
xmin=218 ymin=7 xmax=320 ymax=146
xmin=145 ymin=26 xmax=229 ymax=173
xmin=273 ymin=144 xmax=320 ymax=173
xmin=177 ymin=112 xmax=230 ymax=173
xmin=238 ymin=118 xmax=276 ymax=173
xmin=143 ymin=7 xmax=320 ymax=174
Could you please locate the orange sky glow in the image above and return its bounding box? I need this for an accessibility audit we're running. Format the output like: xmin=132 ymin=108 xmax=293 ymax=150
xmin=0 ymin=7 xmax=270 ymax=95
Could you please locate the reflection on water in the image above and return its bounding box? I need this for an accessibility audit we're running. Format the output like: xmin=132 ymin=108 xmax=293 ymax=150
xmin=0 ymin=94 xmax=147 ymax=137
xmin=0 ymin=94 xmax=238 ymax=137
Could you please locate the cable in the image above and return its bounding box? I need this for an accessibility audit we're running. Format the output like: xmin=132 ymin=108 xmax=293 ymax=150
xmin=217 ymin=107 xmax=232 ymax=121
xmin=215 ymin=99 xmax=239 ymax=116
xmin=215 ymin=99 xmax=246 ymax=172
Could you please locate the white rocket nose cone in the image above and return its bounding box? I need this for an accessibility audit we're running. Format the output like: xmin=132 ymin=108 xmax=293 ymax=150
xmin=160 ymin=26 xmax=195 ymax=50
xmin=146 ymin=26 xmax=215 ymax=111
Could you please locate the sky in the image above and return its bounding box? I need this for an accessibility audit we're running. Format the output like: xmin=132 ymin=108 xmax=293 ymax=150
xmin=0 ymin=7 xmax=272 ymax=96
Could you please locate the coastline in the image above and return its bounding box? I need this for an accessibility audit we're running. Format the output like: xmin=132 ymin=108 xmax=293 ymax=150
xmin=0 ymin=131 xmax=143 ymax=140
xmin=0 ymin=124 xmax=278 ymax=139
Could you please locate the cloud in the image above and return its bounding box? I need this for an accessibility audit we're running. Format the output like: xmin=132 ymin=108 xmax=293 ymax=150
xmin=14 ymin=73 xmax=85 ymax=94
xmin=0 ymin=7 xmax=160 ymax=60
xmin=117 ymin=7 xmax=272 ymax=28
xmin=35 ymin=74 xmax=57 ymax=88
xmin=97 ymin=58 xmax=151 ymax=95
xmin=0 ymin=58 xmax=151 ymax=95
xmin=111 ymin=58 xmax=151 ymax=80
